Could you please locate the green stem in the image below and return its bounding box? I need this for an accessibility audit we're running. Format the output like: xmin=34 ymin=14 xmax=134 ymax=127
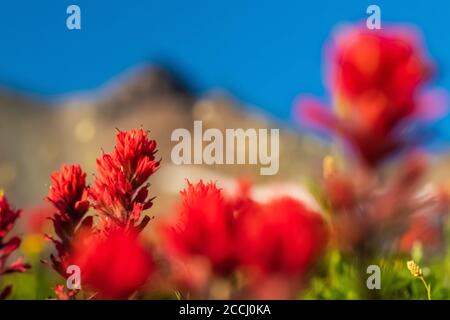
xmin=419 ymin=276 xmax=431 ymax=300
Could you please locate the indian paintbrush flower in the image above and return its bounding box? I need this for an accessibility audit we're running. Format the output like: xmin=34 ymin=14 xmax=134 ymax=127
xmin=164 ymin=180 xmax=329 ymax=298
xmin=0 ymin=193 xmax=30 ymax=299
xmin=90 ymin=128 xmax=159 ymax=233
xmin=45 ymin=164 xmax=92 ymax=278
xmin=297 ymin=25 xmax=444 ymax=167
xmin=45 ymin=129 xmax=159 ymax=300
xmin=165 ymin=180 xmax=238 ymax=276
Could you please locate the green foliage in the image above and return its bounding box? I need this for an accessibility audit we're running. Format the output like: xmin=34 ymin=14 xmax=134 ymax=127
xmin=4 ymin=252 xmax=58 ymax=300
xmin=303 ymin=250 xmax=361 ymax=299
xmin=303 ymin=242 xmax=450 ymax=300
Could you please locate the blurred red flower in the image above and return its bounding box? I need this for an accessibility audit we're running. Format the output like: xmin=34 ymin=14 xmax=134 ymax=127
xmin=329 ymin=27 xmax=432 ymax=130
xmin=90 ymin=128 xmax=159 ymax=232
xmin=0 ymin=194 xmax=30 ymax=299
xmin=236 ymin=197 xmax=328 ymax=277
xmin=24 ymin=205 xmax=53 ymax=235
xmin=165 ymin=181 xmax=329 ymax=286
xmin=298 ymin=25 xmax=443 ymax=166
xmin=72 ymin=229 xmax=154 ymax=299
xmin=165 ymin=180 xmax=238 ymax=276
xmin=399 ymin=187 xmax=449 ymax=253
xmin=400 ymin=215 xmax=442 ymax=253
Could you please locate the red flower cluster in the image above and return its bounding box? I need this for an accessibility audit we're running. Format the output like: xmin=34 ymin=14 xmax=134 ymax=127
xmin=0 ymin=194 xmax=30 ymax=299
xmin=46 ymin=129 xmax=158 ymax=299
xmin=165 ymin=181 xmax=328 ymax=284
xmin=298 ymin=25 xmax=441 ymax=166
xmin=90 ymin=128 xmax=159 ymax=232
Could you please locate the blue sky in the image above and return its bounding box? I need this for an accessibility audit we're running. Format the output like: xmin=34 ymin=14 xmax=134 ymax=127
xmin=1 ymin=0 xmax=450 ymax=137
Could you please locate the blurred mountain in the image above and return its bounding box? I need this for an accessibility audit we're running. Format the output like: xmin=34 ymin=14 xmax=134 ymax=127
xmin=0 ymin=65 xmax=329 ymax=215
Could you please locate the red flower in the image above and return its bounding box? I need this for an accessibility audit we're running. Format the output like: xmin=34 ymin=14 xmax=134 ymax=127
xmin=165 ymin=181 xmax=329 ymax=283
xmin=329 ymin=27 xmax=432 ymax=130
xmin=47 ymin=164 xmax=90 ymax=220
xmin=165 ymin=181 xmax=238 ymax=275
xmin=400 ymin=215 xmax=442 ymax=253
xmin=72 ymin=229 xmax=154 ymax=299
xmin=90 ymin=129 xmax=159 ymax=232
xmin=236 ymin=197 xmax=328 ymax=278
xmin=46 ymin=164 xmax=92 ymax=277
xmin=44 ymin=130 xmax=160 ymax=299
xmin=114 ymin=129 xmax=159 ymax=189
xmin=399 ymin=187 xmax=449 ymax=253
xmin=298 ymin=25 xmax=441 ymax=166
xmin=0 ymin=194 xmax=30 ymax=299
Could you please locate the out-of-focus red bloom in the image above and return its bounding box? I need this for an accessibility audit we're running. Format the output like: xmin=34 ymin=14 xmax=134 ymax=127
xmin=329 ymin=27 xmax=432 ymax=130
xmin=297 ymin=25 xmax=442 ymax=166
xmin=165 ymin=181 xmax=238 ymax=276
xmin=322 ymin=156 xmax=358 ymax=209
xmin=165 ymin=180 xmax=329 ymax=286
xmin=72 ymin=228 xmax=154 ymax=299
xmin=400 ymin=215 xmax=442 ymax=253
xmin=328 ymin=153 xmax=429 ymax=251
xmin=399 ymin=187 xmax=449 ymax=253
xmin=90 ymin=129 xmax=159 ymax=232
xmin=24 ymin=205 xmax=53 ymax=234
xmin=46 ymin=164 xmax=92 ymax=277
xmin=0 ymin=193 xmax=30 ymax=299
xmin=236 ymin=197 xmax=328 ymax=277
xmin=54 ymin=284 xmax=78 ymax=300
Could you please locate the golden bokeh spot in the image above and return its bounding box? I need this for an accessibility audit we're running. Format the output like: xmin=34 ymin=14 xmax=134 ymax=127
xmin=22 ymin=234 xmax=46 ymax=256
xmin=323 ymin=155 xmax=337 ymax=179
xmin=74 ymin=118 xmax=96 ymax=143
